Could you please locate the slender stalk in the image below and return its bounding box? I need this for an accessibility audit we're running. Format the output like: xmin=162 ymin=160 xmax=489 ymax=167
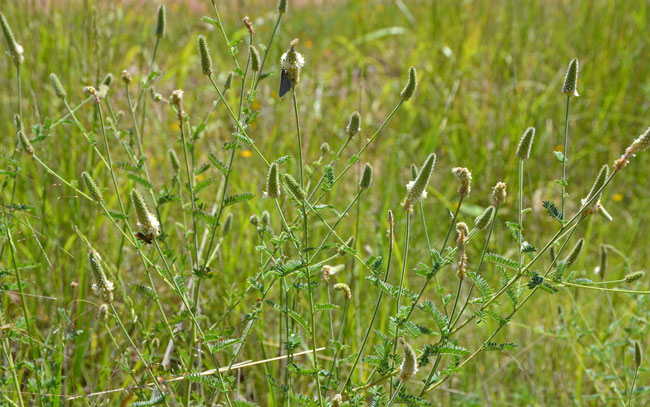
xmin=561 ymin=95 xmax=570 ymax=220
xmin=627 ymin=364 xmax=639 ymax=406
xmin=325 ymin=299 xmax=349 ymax=387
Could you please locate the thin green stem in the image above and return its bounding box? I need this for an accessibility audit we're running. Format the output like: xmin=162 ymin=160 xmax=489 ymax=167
xmin=561 ymin=95 xmax=570 ymax=220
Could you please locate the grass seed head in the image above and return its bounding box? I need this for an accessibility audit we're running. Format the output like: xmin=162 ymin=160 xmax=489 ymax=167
xmin=359 ymin=163 xmax=373 ymax=190
xmin=264 ymin=162 xmax=281 ymax=199
xmin=492 ymin=182 xmax=507 ymax=206
xmin=398 ymin=337 xmax=419 ymax=381
xmin=82 ymin=172 xmax=103 ymax=202
xmin=49 ymin=73 xmax=67 ymax=100
xmin=402 ymin=153 xmax=435 ymax=212
xmin=516 ymin=127 xmax=535 ymax=160
xmin=400 ymin=66 xmax=417 ymax=101
xmin=346 ymin=111 xmax=361 ymax=138
xmin=89 ymin=250 xmax=114 ymax=303
xmin=198 ymin=35 xmax=213 ymax=76
xmin=475 ymin=206 xmax=495 ymax=230
xmin=18 ymin=130 xmax=34 ymax=156
xmin=562 ymin=58 xmax=579 ymax=97
xmin=451 ymin=167 xmax=472 ymax=198
xmin=283 ymin=173 xmax=305 ymax=201
xmin=156 ymin=5 xmax=166 ymax=39
xmin=250 ymin=45 xmax=261 ymax=72
xmin=131 ymin=189 xmax=161 ymax=241
xmin=1 ymin=13 xmax=24 ymax=66
xmin=333 ymin=283 xmax=352 ymax=300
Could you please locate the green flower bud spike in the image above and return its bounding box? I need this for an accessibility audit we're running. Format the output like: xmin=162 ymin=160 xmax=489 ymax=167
xmin=346 ymin=111 xmax=361 ymax=138
xmin=131 ymin=189 xmax=161 ymax=241
xmin=1 ymin=13 xmax=24 ymax=66
xmin=222 ymin=213 xmax=233 ymax=236
xmin=264 ymin=162 xmax=281 ymax=199
xmin=18 ymin=130 xmax=34 ymax=156
xmin=359 ymin=163 xmax=373 ymax=190
xmin=475 ymin=206 xmax=495 ymax=230
xmin=250 ymin=45 xmax=261 ymax=72
xmin=564 ymin=238 xmax=584 ymax=267
xmin=278 ymin=0 xmax=288 ymax=14
xmin=398 ymin=337 xmax=419 ymax=382
xmin=82 ymin=172 xmax=103 ymax=202
xmin=198 ymin=35 xmax=213 ymax=76
xmin=400 ymin=66 xmax=417 ymax=101
xmin=156 ymin=5 xmax=166 ymax=39
xmin=283 ymin=173 xmax=305 ymax=201
xmin=516 ymin=127 xmax=535 ymax=160
xmin=89 ymin=250 xmax=114 ymax=303
xmin=562 ymin=58 xmax=579 ymax=97
xmin=402 ymin=153 xmax=435 ymax=212
xmin=50 ymin=73 xmax=67 ymax=100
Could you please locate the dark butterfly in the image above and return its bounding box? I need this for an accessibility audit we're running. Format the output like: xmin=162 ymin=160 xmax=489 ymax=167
xmin=279 ymin=69 xmax=292 ymax=97
xmin=135 ymin=232 xmax=153 ymax=245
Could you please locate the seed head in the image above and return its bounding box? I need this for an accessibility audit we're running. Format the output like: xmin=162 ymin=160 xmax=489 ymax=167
xmin=131 ymin=189 xmax=161 ymax=241
xmin=198 ymin=35 xmax=213 ymax=76
xmin=83 ymin=86 xmax=100 ymax=103
xmin=402 ymin=153 xmax=436 ymax=212
xmin=156 ymin=5 xmax=166 ymax=39
xmin=264 ymin=162 xmax=281 ymax=199
xmin=475 ymin=206 xmax=495 ymax=230
xmin=625 ymin=271 xmax=644 ymax=283
xmin=224 ymin=72 xmax=234 ymax=90
xmin=615 ymin=127 xmax=650 ymax=171
xmin=168 ymin=149 xmax=181 ymax=174
xmin=261 ymin=210 xmax=271 ymax=227
xmin=49 ymin=73 xmax=67 ymax=100
xmin=634 ymin=341 xmax=642 ymax=368
xmin=456 ymin=222 xmax=469 ymax=280
xmin=564 ymin=238 xmax=584 ymax=267
xmin=243 ymin=16 xmax=255 ymax=36
xmin=89 ymin=250 xmax=114 ymax=303
xmin=333 ymin=283 xmax=352 ymax=300
xmin=320 ymin=142 xmax=330 ymax=154
xmin=1 ymin=13 xmax=24 ymax=66
xmin=281 ymin=39 xmax=305 ymax=87
xmin=283 ymin=173 xmax=305 ymax=201
xmin=400 ymin=67 xmax=417 ymax=101
xmin=250 ymin=45 xmax=261 ymax=72
xmin=18 ymin=130 xmax=34 ymax=156
xmin=121 ymin=69 xmax=132 ymax=84
xmin=451 ymin=167 xmax=472 ymax=198
xmin=222 ymin=213 xmax=233 ymax=236
xmin=562 ymin=58 xmax=579 ymax=97
xmin=492 ymin=182 xmax=507 ymax=206
xmin=346 ymin=111 xmax=361 ymax=138
xmin=516 ymin=127 xmax=535 ymax=160
xmin=398 ymin=338 xmax=419 ymax=382
xmin=278 ymin=0 xmax=288 ymax=13
xmin=82 ymin=172 xmax=103 ymax=202
xmin=359 ymin=163 xmax=373 ymax=190
xmin=322 ymin=264 xmax=344 ymax=282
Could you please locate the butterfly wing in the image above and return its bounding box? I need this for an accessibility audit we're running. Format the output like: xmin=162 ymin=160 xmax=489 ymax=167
xmin=279 ymin=69 xmax=292 ymax=97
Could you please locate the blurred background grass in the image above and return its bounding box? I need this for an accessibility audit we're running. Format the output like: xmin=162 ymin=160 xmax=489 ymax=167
xmin=1 ymin=0 xmax=649 ymax=405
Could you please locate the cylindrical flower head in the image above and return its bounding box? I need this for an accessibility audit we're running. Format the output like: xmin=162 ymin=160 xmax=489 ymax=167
xmin=583 ymin=165 xmax=609 ymax=206
xmin=598 ymin=244 xmax=607 ymax=280
xmin=250 ymin=45 xmax=261 ymax=72
xmin=475 ymin=206 xmax=495 ymax=230
xmin=625 ymin=271 xmax=644 ymax=283
xmin=97 ymin=303 xmax=109 ymax=321
xmin=400 ymin=67 xmax=417 ymax=101
xmin=283 ymin=173 xmax=305 ymax=201
xmin=615 ymin=127 xmax=650 ymax=170
xmin=333 ymin=283 xmax=352 ymax=300
xmin=359 ymin=163 xmax=373 ymax=190
xmin=1 ymin=13 xmax=24 ymax=66
xmin=346 ymin=111 xmax=361 ymax=138
xmin=89 ymin=251 xmax=114 ymax=303
xmin=281 ymin=39 xmax=304 ymax=86
xmin=451 ymin=167 xmax=472 ymax=198
xmin=102 ymin=73 xmax=113 ymax=87
xmin=492 ymin=182 xmax=507 ymax=206
xmin=50 ymin=73 xmax=67 ymax=100
xmin=634 ymin=341 xmax=642 ymax=368
xmin=18 ymin=130 xmax=34 ymax=155
xmin=169 ymin=149 xmax=181 ymax=174
xmin=562 ymin=58 xmax=579 ymax=97
xmin=402 ymin=153 xmax=436 ymax=212
xmin=131 ymin=189 xmax=161 ymax=240
xmin=264 ymin=162 xmax=281 ymax=199
xmin=198 ymin=35 xmax=213 ymax=76
xmin=320 ymin=142 xmax=330 ymax=154
xmin=82 ymin=172 xmax=103 ymax=202
xmin=516 ymin=127 xmax=535 ymax=160
xmin=456 ymin=222 xmax=469 ymax=245
xmin=398 ymin=338 xmax=419 ymax=382
xmin=250 ymin=214 xmax=260 ymax=226
xmin=121 ymin=69 xmax=132 ymax=84
xmin=278 ymin=0 xmax=288 ymax=13
xmin=222 ymin=213 xmax=233 ymax=236
xmin=156 ymin=5 xmax=166 ymax=39
xmin=564 ymin=238 xmax=584 ymax=267
xmin=410 ymin=163 xmax=418 ymax=179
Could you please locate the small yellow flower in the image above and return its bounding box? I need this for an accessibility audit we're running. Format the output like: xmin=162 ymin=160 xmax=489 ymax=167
xmin=305 ymin=39 xmax=313 ymax=49
xmin=172 ymin=121 xmax=180 ymax=131
xmin=240 ymin=150 xmax=253 ymax=158
xmin=613 ymin=193 xmax=623 ymax=202
xmin=555 ymin=145 xmax=563 ymax=152
xmin=196 ymin=174 xmax=205 ymax=182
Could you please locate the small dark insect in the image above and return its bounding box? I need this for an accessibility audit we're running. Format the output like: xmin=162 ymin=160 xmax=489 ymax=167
xmin=279 ymin=69 xmax=292 ymax=97
xmin=135 ymin=232 xmax=153 ymax=245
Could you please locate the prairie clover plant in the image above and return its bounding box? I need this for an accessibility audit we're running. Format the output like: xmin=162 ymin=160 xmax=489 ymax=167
xmin=1 ymin=3 xmax=650 ymax=407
